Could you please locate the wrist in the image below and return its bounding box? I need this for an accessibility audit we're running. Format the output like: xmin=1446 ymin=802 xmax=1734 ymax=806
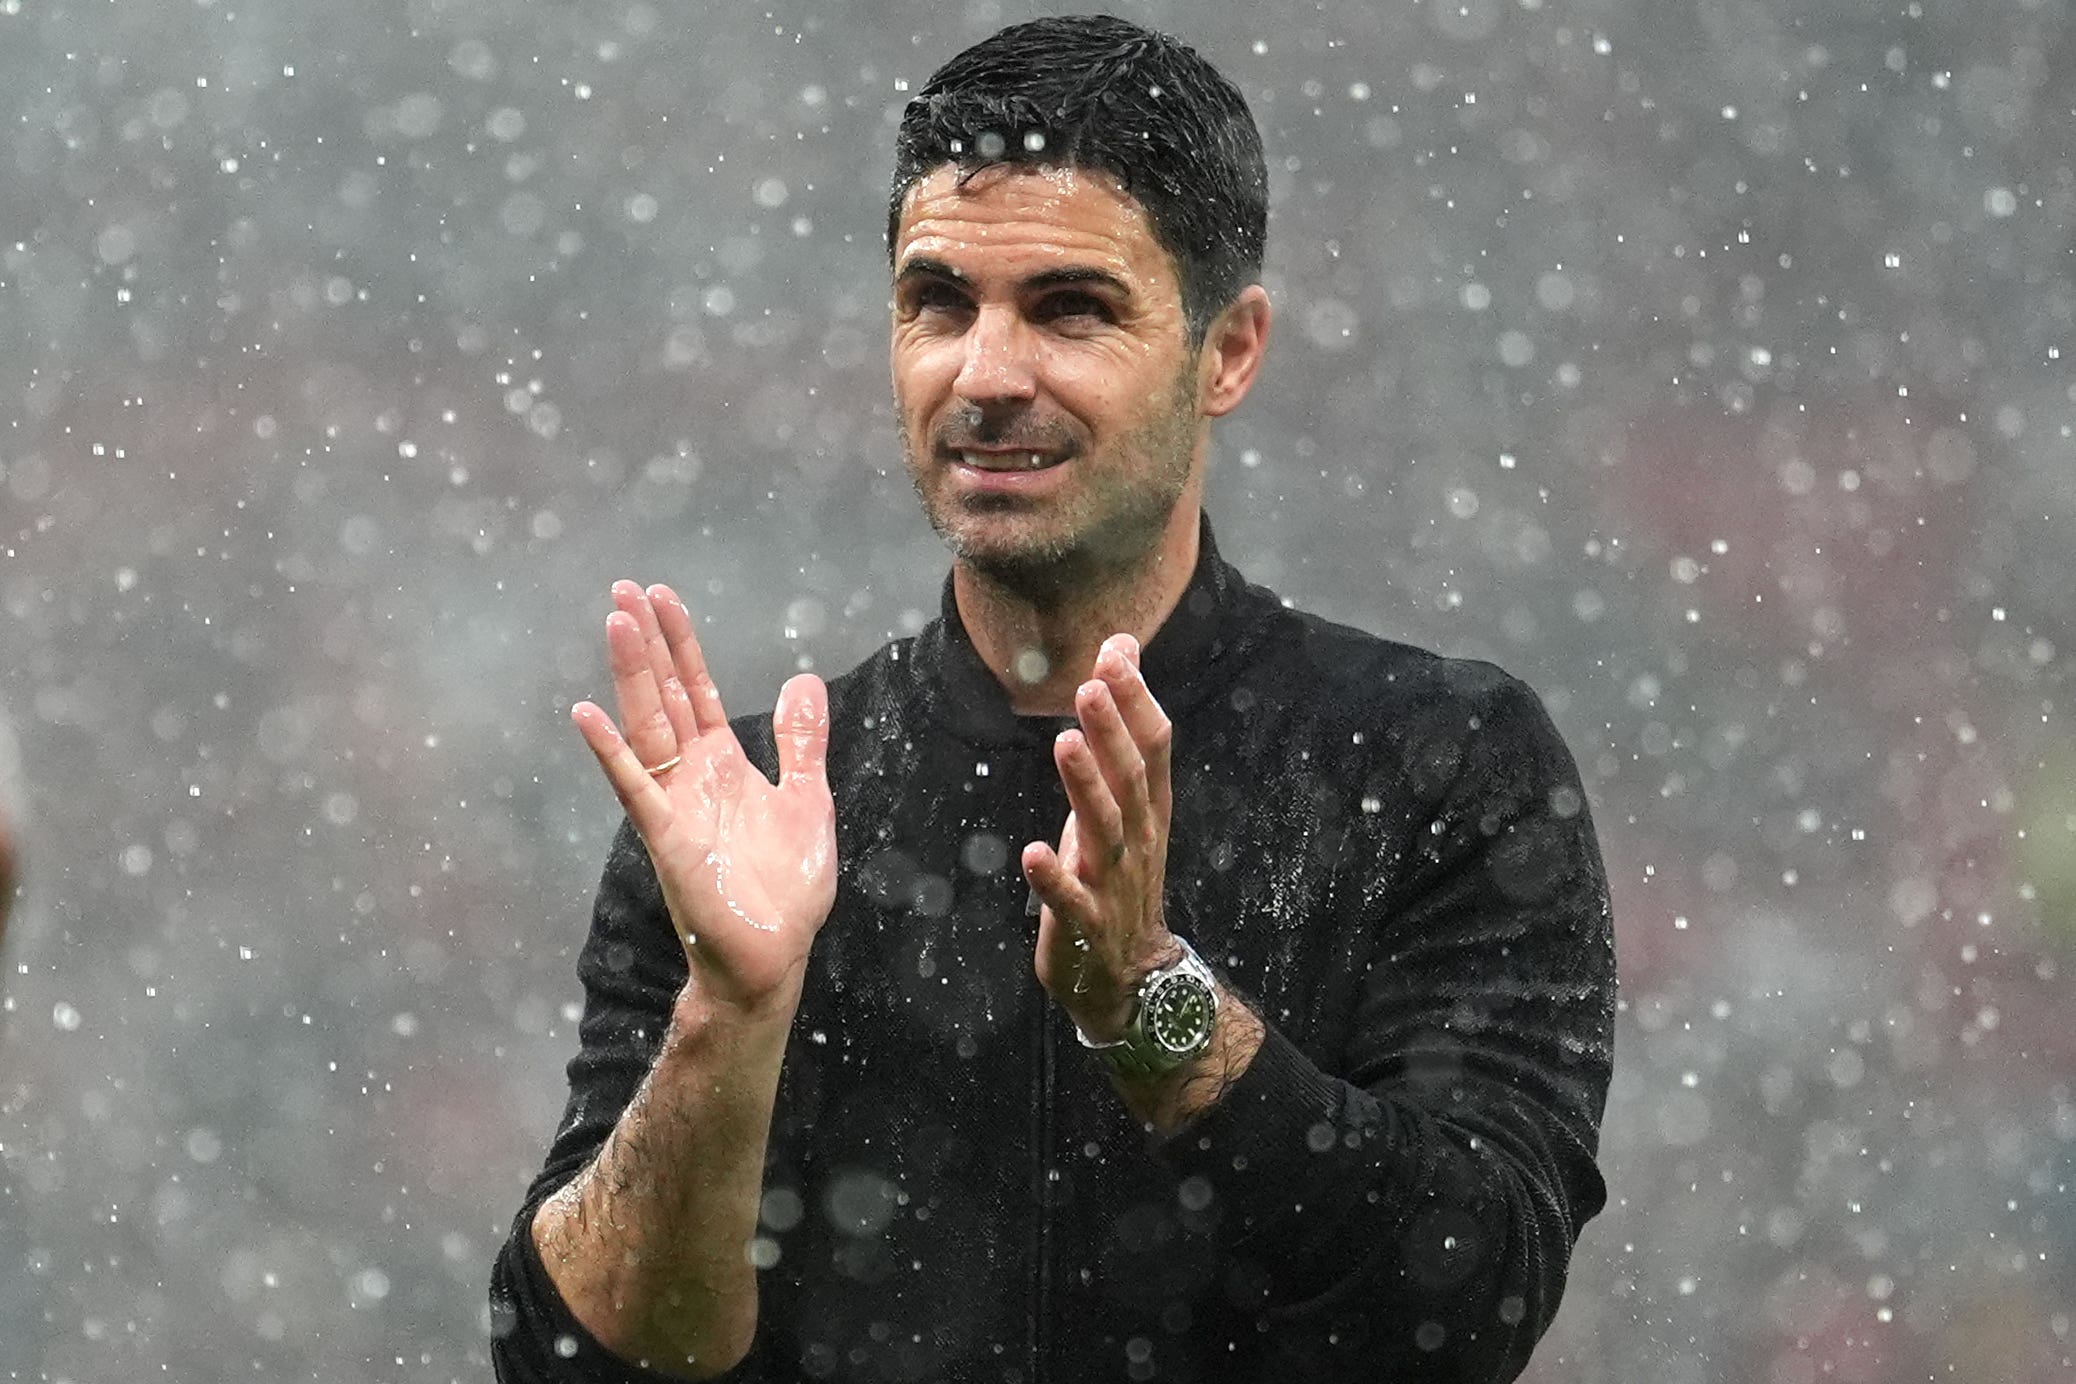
xmin=672 ymin=974 xmax=802 ymax=1043
xmin=1063 ymin=936 xmax=1185 ymax=1044
xmin=1073 ymin=936 xmax=1219 ymax=1080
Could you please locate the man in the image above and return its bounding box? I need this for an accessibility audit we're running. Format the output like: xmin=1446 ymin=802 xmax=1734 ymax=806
xmin=492 ymin=16 xmax=1614 ymax=1384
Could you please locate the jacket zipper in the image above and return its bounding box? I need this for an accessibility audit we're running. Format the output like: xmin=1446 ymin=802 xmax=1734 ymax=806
xmin=1036 ymin=987 xmax=1055 ymax=1382
xmin=1026 ymin=765 xmax=1068 ymax=1384
xmin=1025 ymin=863 xmax=1052 ymax=1384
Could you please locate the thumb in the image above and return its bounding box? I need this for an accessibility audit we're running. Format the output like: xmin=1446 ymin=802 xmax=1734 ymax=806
xmin=773 ymin=673 xmax=830 ymax=786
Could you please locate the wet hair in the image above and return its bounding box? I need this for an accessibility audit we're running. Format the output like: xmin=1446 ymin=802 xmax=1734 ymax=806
xmin=888 ymin=15 xmax=1268 ymax=342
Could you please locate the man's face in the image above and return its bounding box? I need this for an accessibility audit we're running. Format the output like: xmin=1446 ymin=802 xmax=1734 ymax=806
xmin=890 ymin=163 xmax=1205 ymax=584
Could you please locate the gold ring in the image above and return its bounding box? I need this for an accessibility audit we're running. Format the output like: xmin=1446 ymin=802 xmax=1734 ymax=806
xmin=644 ymin=755 xmax=682 ymax=777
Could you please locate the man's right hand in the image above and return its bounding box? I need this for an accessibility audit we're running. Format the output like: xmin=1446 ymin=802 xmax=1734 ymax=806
xmin=572 ymin=580 xmax=836 ymax=1015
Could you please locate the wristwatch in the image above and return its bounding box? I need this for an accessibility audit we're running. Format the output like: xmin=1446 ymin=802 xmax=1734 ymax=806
xmin=1074 ymin=936 xmax=1220 ymax=1079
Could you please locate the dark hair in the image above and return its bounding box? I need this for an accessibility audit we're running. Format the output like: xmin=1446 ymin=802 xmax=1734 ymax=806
xmin=888 ymin=15 xmax=1268 ymax=342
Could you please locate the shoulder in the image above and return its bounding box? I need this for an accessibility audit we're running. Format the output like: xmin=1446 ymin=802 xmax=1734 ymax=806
xmin=1240 ymin=597 xmax=1576 ymax=793
xmin=1250 ymin=596 xmax=1540 ymax=726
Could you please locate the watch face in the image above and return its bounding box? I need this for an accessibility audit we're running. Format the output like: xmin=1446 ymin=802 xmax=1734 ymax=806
xmin=1144 ymin=974 xmax=1215 ymax=1055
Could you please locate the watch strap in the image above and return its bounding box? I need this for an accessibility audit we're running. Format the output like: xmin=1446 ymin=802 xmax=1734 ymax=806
xmin=1074 ymin=937 xmax=1219 ymax=1078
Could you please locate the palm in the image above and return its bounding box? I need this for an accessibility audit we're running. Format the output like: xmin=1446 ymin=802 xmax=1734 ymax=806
xmin=642 ymin=734 xmax=835 ymax=1005
xmin=573 ymin=581 xmax=836 ymax=1013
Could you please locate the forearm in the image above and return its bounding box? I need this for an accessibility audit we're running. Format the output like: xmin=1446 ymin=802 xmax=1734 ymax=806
xmin=1150 ymin=1022 xmax=1604 ymax=1376
xmin=530 ymin=982 xmax=795 ymax=1380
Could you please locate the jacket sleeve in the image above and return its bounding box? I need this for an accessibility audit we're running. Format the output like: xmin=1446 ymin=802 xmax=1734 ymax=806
xmin=489 ymin=817 xmax=778 ymax=1384
xmin=1154 ymin=671 xmax=1615 ymax=1382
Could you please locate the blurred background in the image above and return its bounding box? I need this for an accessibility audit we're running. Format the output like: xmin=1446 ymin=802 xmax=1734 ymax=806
xmin=2 ymin=0 xmax=2071 ymax=1380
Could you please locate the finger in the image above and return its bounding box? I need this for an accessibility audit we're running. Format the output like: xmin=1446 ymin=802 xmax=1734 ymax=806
xmin=1096 ymin=638 xmax=1173 ymax=830
xmin=649 ymin=583 xmax=730 ymax=735
xmin=606 ymin=611 xmax=681 ymax=770
xmin=571 ymin=700 xmax=672 ymax=831
xmin=1025 ymin=841 xmax=1097 ymax=991
xmin=1054 ymin=728 xmax=1124 ymax=877
xmin=1022 ymin=839 xmax=1096 ymax=931
xmin=1074 ymin=676 xmax=1150 ymax=838
xmin=773 ymin=673 xmax=830 ymax=788
xmin=614 ymin=581 xmax=698 ymax=746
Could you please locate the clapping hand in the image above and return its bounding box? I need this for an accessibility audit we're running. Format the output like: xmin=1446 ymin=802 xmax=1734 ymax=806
xmin=570 ymin=581 xmax=836 ymax=1015
xmin=1022 ymin=634 xmax=1184 ymax=1043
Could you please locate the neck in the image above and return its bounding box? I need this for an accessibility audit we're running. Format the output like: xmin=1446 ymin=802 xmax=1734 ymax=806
xmin=953 ymin=501 xmax=1203 ymax=717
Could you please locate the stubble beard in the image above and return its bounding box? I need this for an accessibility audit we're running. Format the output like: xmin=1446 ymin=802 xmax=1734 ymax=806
xmin=903 ymin=369 xmax=1201 ymax=607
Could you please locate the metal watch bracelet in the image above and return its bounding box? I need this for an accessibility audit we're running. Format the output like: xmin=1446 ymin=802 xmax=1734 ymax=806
xmin=1073 ymin=936 xmax=1220 ymax=1079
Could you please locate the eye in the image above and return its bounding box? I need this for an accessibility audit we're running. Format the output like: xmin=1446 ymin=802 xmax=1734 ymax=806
xmin=905 ymin=281 xmax=971 ymax=317
xmin=1034 ymin=291 xmax=1114 ymax=324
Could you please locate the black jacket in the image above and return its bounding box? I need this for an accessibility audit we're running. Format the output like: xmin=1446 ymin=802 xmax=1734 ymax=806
xmin=491 ymin=516 xmax=1615 ymax=1383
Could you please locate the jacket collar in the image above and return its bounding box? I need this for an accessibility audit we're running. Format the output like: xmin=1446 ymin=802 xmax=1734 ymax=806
xmin=912 ymin=511 xmax=1263 ymax=748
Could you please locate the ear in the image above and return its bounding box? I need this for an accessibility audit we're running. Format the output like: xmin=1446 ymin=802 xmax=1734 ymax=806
xmin=1197 ymin=285 xmax=1272 ymax=419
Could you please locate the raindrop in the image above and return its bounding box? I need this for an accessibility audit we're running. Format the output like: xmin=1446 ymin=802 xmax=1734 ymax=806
xmin=962 ymin=832 xmax=1009 ymax=875
xmin=96 ymin=225 xmax=138 ymax=266
xmin=391 ymin=93 xmax=444 ymax=139
xmin=1301 ymin=298 xmax=1359 ymax=351
xmin=761 ymin=1186 xmax=805 ymax=1232
xmin=826 ymin=1169 xmax=900 ymax=1236
xmin=448 ymin=39 xmax=497 ymax=81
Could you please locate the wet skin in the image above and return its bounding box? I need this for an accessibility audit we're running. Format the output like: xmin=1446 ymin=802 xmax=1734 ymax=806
xmin=890 ymin=163 xmax=1210 ymax=583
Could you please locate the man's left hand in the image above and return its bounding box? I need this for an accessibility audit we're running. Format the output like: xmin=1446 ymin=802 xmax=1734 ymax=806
xmin=1022 ymin=633 xmax=1182 ymax=1043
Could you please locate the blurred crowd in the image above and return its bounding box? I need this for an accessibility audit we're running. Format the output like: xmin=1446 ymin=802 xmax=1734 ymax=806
xmin=0 ymin=1 xmax=2070 ymax=1381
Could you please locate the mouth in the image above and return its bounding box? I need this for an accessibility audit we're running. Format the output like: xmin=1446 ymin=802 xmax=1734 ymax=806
xmin=949 ymin=449 xmax=1070 ymax=473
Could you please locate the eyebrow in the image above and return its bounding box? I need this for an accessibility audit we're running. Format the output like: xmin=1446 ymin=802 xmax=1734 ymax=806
xmin=895 ymin=258 xmax=1132 ymax=298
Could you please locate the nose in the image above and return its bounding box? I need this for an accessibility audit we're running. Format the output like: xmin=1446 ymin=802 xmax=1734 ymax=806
xmin=952 ymin=304 xmax=1038 ymax=408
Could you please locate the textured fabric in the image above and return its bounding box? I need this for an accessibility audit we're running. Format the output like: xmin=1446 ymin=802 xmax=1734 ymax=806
xmin=491 ymin=514 xmax=1616 ymax=1384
